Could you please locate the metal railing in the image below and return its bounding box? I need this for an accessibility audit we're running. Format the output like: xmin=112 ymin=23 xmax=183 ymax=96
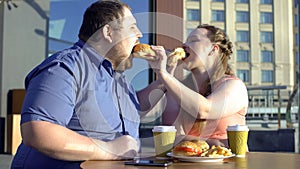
xmin=247 ymin=85 xmax=299 ymax=128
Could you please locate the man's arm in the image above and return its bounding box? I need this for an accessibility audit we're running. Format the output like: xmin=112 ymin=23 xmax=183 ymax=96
xmin=21 ymin=121 xmax=138 ymax=161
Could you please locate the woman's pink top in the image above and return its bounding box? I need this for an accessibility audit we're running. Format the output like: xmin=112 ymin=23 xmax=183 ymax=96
xmin=184 ymin=75 xmax=247 ymax=140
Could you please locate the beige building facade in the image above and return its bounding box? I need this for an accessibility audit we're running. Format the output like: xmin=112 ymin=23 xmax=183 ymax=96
xmin=184 ymin=0 xmax=299 ymax=90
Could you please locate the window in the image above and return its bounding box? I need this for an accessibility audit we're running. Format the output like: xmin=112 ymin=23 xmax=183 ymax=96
xmin=260 ymin=0 xmax=273 ymax=4
xmin=50 ymin=0 xmax=153 ymax=91
xmin=236 ymin=11 xmax=249 ymax=22
xmin=261 ymin=51 xmax=273 ymax=62
xmin=261 ymin=70 xmax=273 ymax=82
xmin=212 ymin=0 xmax=224 ymax=2
xmin=296 ymin=33 xmax=299 ymax=45
xmin=236 ymin=0 xmax=249 ymax=3
xmin=187 ymin=9 xmax=200 ymax=21
xmin=236 ymin=31 xmax=249 ymax=42
xmin=260 ymin=31 xmax=273 ymax=43
xmin=295 ymin=51 xmax=299 ymax=65
xmin=237 ymin=50 xmax=249 ymax=62
xmin=260 ymin=12 xmax=273 ymax=24
xmin=237 ymin=70 xmax=250 ymax=82
xmin=295 ymin=14 xmax=298 ymax=26
xmin=212 ymin=10 xmax=225 ymax=22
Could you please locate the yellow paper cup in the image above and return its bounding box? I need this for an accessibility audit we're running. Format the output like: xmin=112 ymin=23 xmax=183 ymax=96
xmin=227 ymin=125 xmax=249 ymax=158
xmin=152 ymin=126 xmax=177 ymax=158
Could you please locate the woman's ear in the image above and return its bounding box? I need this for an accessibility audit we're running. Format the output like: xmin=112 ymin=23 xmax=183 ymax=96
xmin=212 ymin=44 xmax=219 ymax=52
xmin=208 ymin=44 xmax=220 ymax=56
xmin=102 ymin=24 xmax=113 ymax=43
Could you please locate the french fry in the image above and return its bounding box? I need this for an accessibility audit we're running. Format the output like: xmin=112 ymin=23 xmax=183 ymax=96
xmin=200 ymin=145 xmax=233 ymax=157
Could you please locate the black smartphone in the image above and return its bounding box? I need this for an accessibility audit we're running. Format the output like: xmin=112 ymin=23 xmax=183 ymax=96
xmin=124 ymin=159 xmax=173 ymax=167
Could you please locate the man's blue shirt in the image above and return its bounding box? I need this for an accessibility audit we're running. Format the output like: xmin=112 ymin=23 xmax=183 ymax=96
xmin=11 ymin=40 xmax=141 ymax=169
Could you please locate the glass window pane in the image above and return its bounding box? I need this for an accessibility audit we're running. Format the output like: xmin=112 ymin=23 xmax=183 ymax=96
xmin=261 ymin=70 xmax=273 ymax=82
xmin=237 ymin=31 xmax=249 ymax=42
xmin=236 ymin=0 xmax=249 ymax=3
xmin=260 ymin=0 xmax=273 ymax=4
xmin=261 ymin=51 xmax=273 ymax=62
xmin=236 ymin=11 xmax=249 ymax=22
xmin=237 ymin=50 xmax=249 ymax=62
xmin=212 ymin=10 xmax=225 ymax=22
xmin=296 ymin=51 xmax=299 ymax=65
xmin=260 ymin=12 xmax=273 ymax=23
xmin=187 ymin=9 xmax=200 ymax=21
xmin=49 ymin=1 xmax=93 ymax=53
xmin=212 ymin=0 xmax=225 ymax=2
xmin=237 ymin=70 xmax=250 ymax=82
xmin=260 ymin=31 xmax=273 ymax=43
xmin=49 ymin=0 xmax=152 ymax=91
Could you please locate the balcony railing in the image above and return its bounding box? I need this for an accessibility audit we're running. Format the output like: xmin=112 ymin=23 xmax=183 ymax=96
xmin=140 ymin=85 xmax=300 ymax=130
xmin=247 ymin=85 xmax=299 ymax=128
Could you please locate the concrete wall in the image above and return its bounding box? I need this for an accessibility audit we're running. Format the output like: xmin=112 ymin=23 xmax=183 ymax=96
xmin=0 ymin=0 xmax=50 ymax=151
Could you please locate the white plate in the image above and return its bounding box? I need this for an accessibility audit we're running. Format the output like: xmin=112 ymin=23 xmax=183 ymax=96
xmin=166 ymin=152 xmax=235 ymax=163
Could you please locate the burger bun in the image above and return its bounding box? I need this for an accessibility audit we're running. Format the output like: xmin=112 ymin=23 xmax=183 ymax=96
xmin=132 ymin=44 xmax=157 ymax=61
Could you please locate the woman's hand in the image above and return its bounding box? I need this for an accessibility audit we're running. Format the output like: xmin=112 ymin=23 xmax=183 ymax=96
xmin=147 ymin=46 xmax=168 ymax=73
xmin=166 ymin=52 xmax=179 ymax=76
xmin=148 ymin=45 xmax=179 ymax=77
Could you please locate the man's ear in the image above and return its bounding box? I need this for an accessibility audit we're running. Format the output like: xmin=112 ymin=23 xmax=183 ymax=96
xmin=102 ymin=24 xmax=113 ymax=43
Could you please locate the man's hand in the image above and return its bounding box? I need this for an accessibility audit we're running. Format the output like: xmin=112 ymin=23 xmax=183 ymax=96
xmin=95 ymin=135 xmax=139 ymax=160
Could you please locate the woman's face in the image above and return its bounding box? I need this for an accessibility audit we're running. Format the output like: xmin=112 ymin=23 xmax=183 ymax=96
xmin=183 ymin=28 xmax=215 ymax=71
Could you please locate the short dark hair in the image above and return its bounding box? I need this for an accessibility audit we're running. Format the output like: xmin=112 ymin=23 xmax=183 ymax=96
xmin=78 ymin=0 xmax=131 ymax=42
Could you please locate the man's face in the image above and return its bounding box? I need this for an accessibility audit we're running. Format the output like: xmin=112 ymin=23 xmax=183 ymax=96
xmin=108 ymin=7 xmax=142 ymax=71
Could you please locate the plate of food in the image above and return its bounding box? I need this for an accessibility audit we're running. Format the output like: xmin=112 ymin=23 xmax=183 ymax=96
xmin=167 ymin=140 xmax=235 ymax=162
xmin=167 ymin=152 xmax=235 ymax=162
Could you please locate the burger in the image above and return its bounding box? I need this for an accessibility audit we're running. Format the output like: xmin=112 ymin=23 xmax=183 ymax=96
xmin=173 ymin=140 xmax=209 ymax=156
xmin=131 ymin=44 xmax=157 ymax=61
xmin=132 ymin=44 xmax=187 ymax=65
xmin=191 ymin=140 xmax=209 ymax=152
xmin=167 ymin=47 xmax=186 ymax=66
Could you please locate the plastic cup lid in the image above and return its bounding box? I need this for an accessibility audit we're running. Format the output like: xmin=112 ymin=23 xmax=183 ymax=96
xmin=152 ymin=126 xmax=177 ymax=132
xmin=227 ymin=125 xmax=249 ymax=131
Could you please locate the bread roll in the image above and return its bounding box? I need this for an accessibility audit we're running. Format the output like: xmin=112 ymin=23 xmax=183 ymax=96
xmin=167 ymin=47 xmax=186 ymax=66
xmin=132 ymin=44 xmax=157 ymax=60
xmin=191 ymin=140 xmax=209 ymax=152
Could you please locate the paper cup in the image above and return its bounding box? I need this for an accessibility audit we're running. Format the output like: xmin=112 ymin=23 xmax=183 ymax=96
xmin=152 ymin=126 xmax=177 ymax=157
xmin=227 ymin=125 xmax=249 ymax=157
